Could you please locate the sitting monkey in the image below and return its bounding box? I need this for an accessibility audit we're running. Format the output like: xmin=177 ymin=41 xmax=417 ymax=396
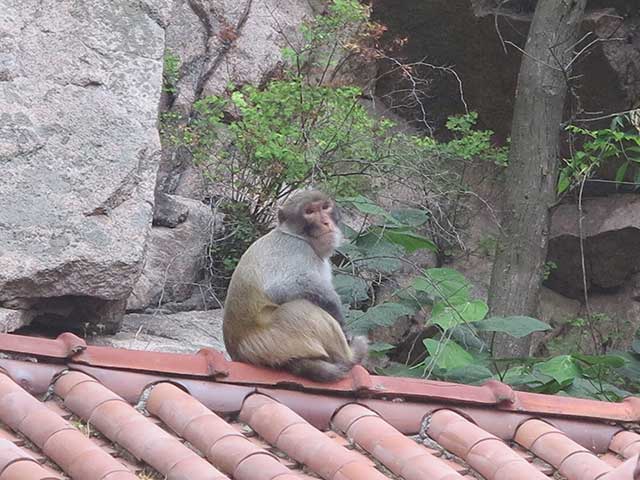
xmin=223 ymin=190 xmax=368 ymax=382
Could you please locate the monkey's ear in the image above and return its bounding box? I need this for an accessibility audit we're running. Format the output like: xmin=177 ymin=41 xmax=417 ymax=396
xmin=277 ymin=208 xmax=286 ymax=224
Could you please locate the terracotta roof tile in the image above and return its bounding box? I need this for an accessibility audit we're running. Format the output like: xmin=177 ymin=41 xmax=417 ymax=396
xmin=428 ymin=409 xmax=550 ymax=479
xmin=146 ymin=382 xmax=297 ymax=479
xmin=54 ymin=371 xmax=228 ymax=479
xmin=516 ymin=418 xmax=614 ymax=479
xmin=0 ymin=438 xmax=60 ymax=480
xmin=0 ymin=333 xmax=638 ymax=479
xmin=0 ymin=372 xmax=135 ymax=479
xmin=611 ymin=430 xmax=640 ymax=458
xmin=240 ymin=394 xmax=390 ymax=479
xmin=333 ymin=403 xmax=463 ymax=479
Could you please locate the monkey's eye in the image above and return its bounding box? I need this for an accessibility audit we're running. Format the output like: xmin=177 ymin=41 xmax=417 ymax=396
xmin=322 ymin=202 xmax=330 ymax=210
xmin=304 ymin=208 xmax=314 ymax=215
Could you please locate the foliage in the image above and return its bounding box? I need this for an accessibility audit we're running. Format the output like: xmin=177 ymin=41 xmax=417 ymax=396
xmin=542 ymin=260 xmax=557 ymax=280
xmin=335 ymin=196 xmax=635 ymax=401
xmin=443 ymin=112 xmax=508 ymax=165
xmin=206 ymin=201 xmax=267 ymax=293
xmin=558 ymin=112 xmax=640 ymax=194
xmin=162 ymin=51 xmax=181 ymax=94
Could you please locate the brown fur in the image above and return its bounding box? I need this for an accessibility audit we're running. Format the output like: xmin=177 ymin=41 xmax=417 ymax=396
xmin=223 ymin=190 xmax=367 ymax=382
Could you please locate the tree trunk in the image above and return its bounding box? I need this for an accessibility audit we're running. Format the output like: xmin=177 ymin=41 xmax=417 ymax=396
xmin=488 ymin=0 xmax=587 ymax=358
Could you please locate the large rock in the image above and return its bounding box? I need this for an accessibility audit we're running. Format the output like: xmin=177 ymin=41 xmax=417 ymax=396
xmin=0 ymin=1 xmax=166 ymax=332
xmin=90 ymin=310 xmax=225 ymax=354
xmin=127 ymin=195 xmax=223 ymax=311
xmin=545 ymin=195 xmax=640 ymax=299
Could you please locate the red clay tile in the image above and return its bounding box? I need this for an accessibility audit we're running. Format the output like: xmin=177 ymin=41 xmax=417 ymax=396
xmin=515 ymin=419 xmax=612 ymax=479
xmin=44 ymin=400 xmax=71 ymax=419
xmin=1 ymin=333 xmax=640 ymax=424
xmin=0 ymin=459 xmax=62 ymax=480
xmin=0 ymin=373 xmax=136 ymax=480
xmin=0 ymin=427 xmax=23 ymax=447
xmin=558 ymin=451 xmax=613 ymax=480
xmin=233 ymin=452 xmax=296 ymax=479
xmin=428 ymin=409 xmax=549 ymax=479
xmin=241 ymin=394 xmax=390 ymax=480
xmin=600 ymin=452 xmax=625 ymax=468
xmin=0 ymin=359 xmax=64 ymax=397
xmin=428 ymin=409 xmax=496 ymax=457
xmin=53 ymin=371 xmax=228 ymax=480
xmin=333 ymin=404 xmax=464 ymax=480
xmin=0 ymin=335 xmax=639 ymax=480
xmin=261 ymin=388 xmax=349 ymax=431
xmin=599 ymin=454 xmax=640 ymax=480
xmin=18 ymin=408 xmax=72 ymax=448
xmin=549 ymin=418 xmax=621 ymax=453
xmin=75 ymin=364 xmax=254 ymax=413
xmin=0 ymin=438 xmax=55 ymax=480
xmin=147 ymin=382 xmax=299 ymax=479
xmin=610 ymin=430 xmax=640 ymax=458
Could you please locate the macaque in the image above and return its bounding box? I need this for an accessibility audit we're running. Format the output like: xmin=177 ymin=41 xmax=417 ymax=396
xmin=223 ymin=190 xmax=368 ymax=382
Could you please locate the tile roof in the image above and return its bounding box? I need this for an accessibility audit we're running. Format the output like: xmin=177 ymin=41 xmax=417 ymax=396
xmin=0 ymin=332 xmax=637 ymax=479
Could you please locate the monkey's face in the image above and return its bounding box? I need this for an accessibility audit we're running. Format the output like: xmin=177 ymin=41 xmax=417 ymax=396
xmin=278 ymin=190 xmax=343 ymax=257
xmin=302 ymin=199 xmax=341 ymax=244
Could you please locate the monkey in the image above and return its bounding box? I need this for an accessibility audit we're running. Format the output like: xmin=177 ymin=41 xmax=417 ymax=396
xmin=222 ymin=189 xmax=368 ymax=382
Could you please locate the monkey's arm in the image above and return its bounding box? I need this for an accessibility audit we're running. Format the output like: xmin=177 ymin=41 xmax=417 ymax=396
xmin=300 ymin=290 xmax=344 ymax=324
xmin=265 ymin=280 xmax=345 ymax=325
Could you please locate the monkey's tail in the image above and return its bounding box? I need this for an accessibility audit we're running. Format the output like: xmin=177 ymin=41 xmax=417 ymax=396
xmin=284 ymin=358 xmax=351 ymax=383
xmin=284 ymin=336 xmax=370 ymax=383
xmin=349 ymin=335 xmax=369 ymax=365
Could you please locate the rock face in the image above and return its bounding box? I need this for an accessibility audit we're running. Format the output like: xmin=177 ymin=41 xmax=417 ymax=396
xmin=546 ymin=195 xmax=640 ymax=299
xmin=126 ymin=194 xmax=224 ymax=311
xmin=372 ymin=0 xmax=639 ymax=142
xmin=89 ymin=310 xmax=225 ymax=354
xmin=0 ymin=1 xmax=166 ymax=332
xmin=164 ymin=0 xmax=312 ymax=112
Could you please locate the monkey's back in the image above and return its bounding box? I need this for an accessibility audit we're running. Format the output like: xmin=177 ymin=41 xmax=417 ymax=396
xmin=222 ymin=229 xmax=327 ymax=357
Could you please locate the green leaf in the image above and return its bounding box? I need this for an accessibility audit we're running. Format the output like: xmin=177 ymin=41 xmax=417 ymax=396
xmin=474 ymin=316 xmax=551 ymax=338
xmin=535 ymin=355 xmax=579 ymax=385
xmin=340 ymin=195 xmax=395 ymax=220
xmin=389 ymin=208 xmax=430 ymax=227
xmin=572 ymin=353 xmax=626 ymax=369
xmin=439 ymin=364 xmax=494 ymax=384
xmin=382 ymin=229 xmax=437 ymax=253
xmin=412 ymin=268 xmax=470 ymax=304
xmin=615 ymin=161 xmax=629 ymax=185
xmin=333 ymin=274 xmax=369 ymax=304
xmin=423 ymin=339 xmax=474 ymax=370
xmin=563 ymin=377 xmax=629 ymax=401
xmin=352 ymin=233 xmax=404 ymax=273
xmin=501 ymin=366 xmax=545 ymax=389
xmin=429 ymin=299 xmax=488 ymax=330
xmin=557 ymin=170 xmax=570 ymax=194
xmin=346 ymin=302 xmax=415 ymax=334
xmin=368 ymin=342 xmax=395 ymax=356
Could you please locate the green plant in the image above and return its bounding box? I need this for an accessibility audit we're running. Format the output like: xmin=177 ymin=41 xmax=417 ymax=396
xmin=162 ymin=51 xmax=181 ymax=94
xmin=558 ymin=112 xmax=640 ymax=194
xmin=543 ymin=260 xmax=557 ymax=280
xmin=331 ymin=199 xmax=630 ymax=401
xmin=206 ymin=201 xmax=267 ymax=294
xmin=443 ymin=112 xmax=509 ymax=166
xmin=478 ymin=235 xmax=497 ymax=257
